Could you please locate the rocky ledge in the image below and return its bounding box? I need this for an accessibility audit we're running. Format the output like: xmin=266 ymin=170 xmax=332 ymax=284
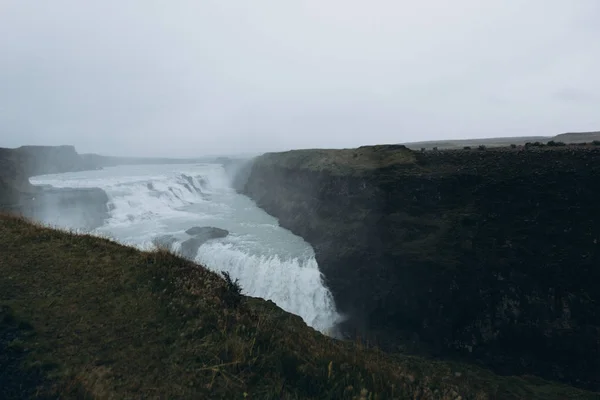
xmin=181 ymin=227 xmax=229 ymax=259
xmin=240 ymin=144 xmax=600 ymax=390
xmin=0 ymin=145 xmax=109 ymax=230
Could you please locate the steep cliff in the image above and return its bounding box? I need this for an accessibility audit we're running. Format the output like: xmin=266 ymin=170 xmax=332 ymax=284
xmin=0 ymin=145 xmax=108 ymax=229
xmin=11 ymin=145 xmax=99 ymax=175
xmin=242 ymin=144 xmax=600 ymax=390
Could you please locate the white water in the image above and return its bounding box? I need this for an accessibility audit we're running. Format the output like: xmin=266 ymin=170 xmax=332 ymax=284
xmin=31 ymin=164 xmax=341 ymax=334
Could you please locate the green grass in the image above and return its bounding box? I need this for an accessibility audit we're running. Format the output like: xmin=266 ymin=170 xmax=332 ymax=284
xmin=0 ymin=214 xmax=598 ymax=399
xmin=257 ymin=145 xmax=416 ymax=175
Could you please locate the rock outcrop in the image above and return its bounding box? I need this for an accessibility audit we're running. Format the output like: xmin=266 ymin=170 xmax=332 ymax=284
xmin=10 ymin=145 xmax=99 ymax=176
xmin=185 ymin=226 xmax=229 ymax=238
xmin=241 ymin=144 xmax=600 ymax=390
xmin=0 ymin=145 xmax=109 ymax=230
xmin=180 ymin=226 xmax=229 ymax=259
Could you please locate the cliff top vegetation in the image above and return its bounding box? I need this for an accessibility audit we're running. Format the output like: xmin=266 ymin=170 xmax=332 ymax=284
xmin=259 ymin=145 xmax=416 ymax=175
xmin=256 ymin=143 xmax=600 ymax=177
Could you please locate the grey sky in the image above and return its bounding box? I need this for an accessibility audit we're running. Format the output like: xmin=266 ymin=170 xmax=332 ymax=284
xmin=1 ymin=1 xmax=599 ymax=157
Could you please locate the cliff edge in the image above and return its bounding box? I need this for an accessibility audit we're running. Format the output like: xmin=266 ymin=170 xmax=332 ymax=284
xmin=242 ymin=144 xmax=600 ymax=390
xmin=0 ymin=145 xmax=108 ymax=229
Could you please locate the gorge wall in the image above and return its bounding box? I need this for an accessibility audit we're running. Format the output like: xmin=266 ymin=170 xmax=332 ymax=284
xmin=0 ymin=145 xmax=108 ymax=229
xmin=241 ymin=144 xmax=600 ymax=390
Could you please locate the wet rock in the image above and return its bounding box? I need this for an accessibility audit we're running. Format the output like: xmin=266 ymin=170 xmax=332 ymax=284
xmin=180 ymin=227 xmax=229 ymax=260
xmin=182 ymin=174 xmax=206 ymax=193
xmin=185 ymin=226 xmax=229 ymax=238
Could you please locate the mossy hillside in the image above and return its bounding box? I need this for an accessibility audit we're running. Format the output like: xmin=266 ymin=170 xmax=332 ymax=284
xmin=0 ymin=215 xmax=596 ymax=399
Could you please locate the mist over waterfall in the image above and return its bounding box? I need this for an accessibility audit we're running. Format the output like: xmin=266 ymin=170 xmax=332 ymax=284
xmin=31 ymin=163 xmax=341 ymax=334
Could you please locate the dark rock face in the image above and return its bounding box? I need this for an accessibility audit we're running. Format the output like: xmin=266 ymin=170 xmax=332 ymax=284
xmin=11 ymin=145 xmax=98 ymax=176
xmin=180 ymin=227 xmax=229 ymax=259
xmin=0 ymin=145 xmax=109 ymax=230
xmin=242 ymin=146 xmax=600 ymax=390
xmin=221 ymin=158 xmax=254 ymax=192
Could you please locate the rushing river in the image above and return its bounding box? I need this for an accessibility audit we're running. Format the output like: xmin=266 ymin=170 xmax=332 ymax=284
xmin=31 ymin=163 xmax=341 ymax=334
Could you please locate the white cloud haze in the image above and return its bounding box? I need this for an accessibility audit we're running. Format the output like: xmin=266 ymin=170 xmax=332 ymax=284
xmin=1 ymin=1 xmax=599 ymax=156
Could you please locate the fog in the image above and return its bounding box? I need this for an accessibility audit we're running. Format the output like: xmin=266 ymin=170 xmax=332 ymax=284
xmin=1 ymin=1 xmax=599 ymax=157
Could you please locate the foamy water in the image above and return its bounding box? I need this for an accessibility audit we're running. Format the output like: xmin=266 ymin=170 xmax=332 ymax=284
xmin=31 ymin=163 xmax=341 ymax=334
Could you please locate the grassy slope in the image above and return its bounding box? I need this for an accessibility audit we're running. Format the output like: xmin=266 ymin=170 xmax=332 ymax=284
xmin=0 ymin=215 xmax=597 ymax=399
xmin=258 ymin=145 xmax=416 ymax=176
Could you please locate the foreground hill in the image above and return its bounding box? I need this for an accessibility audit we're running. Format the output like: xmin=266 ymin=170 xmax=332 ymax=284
xmin=0 ymin=215 xmax=596 ymax=399
xmin=241 ymin=144 xmax=600 ymax=390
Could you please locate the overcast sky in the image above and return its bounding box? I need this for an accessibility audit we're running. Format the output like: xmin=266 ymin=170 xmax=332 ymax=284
xmin=1 ymin=1 xmax=599 ymax=157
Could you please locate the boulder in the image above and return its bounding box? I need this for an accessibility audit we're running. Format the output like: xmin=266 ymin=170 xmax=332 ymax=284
xmin=185 ymin=226 xmax=229 ymax=238
xmin=180 ymin=227 xmax=229 ymax=260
